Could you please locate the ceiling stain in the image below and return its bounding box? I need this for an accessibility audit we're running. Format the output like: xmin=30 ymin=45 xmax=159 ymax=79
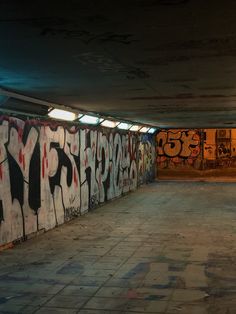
xmin=159 ymin=36 xmax=236 ymax=51
xmin=40 ymin=28 xmax=136 ymax=45
xmin=0 ymin=17 xmax=69 ymax=27
xmin=126 ymin=68 xmax=150 ymax=79
xmin=125 ymin=94 xmax=236 ymax=101
xmin=74 ymin=52 xmax=149 ymax=79
xmin=86 ymin=15 xmax=109 ymax=24
xmin=127 ymin=88 xmax=146 ymax=91
xmin=122 ymin=105 xmax=236 ymax=113
xmin=136 ymin=0 xmax=190 ymax=7
xmin=74 ymin=52 xmax=125 ymax=72
xmin=199 ymin=86 xmax=235 ymax=91
xmin=136 ymin=55 xmax=190 ymax=66
xmin=180 ymin=85 xmax=190 ymax=89
xmin=162 ymin=78 xmax=197 ymax=83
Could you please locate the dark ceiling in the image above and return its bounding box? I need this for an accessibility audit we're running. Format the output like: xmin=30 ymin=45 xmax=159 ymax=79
xmin=1 ymin=0 xmax=236 ymax=128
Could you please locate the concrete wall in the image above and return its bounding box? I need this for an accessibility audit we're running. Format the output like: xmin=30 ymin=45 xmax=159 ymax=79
xmin=0 ymin=116 xmax=156 ymax=246
xmin=203 ymin=129 xmax=236 ymax=169
xmin=156 ymin=128 xmax=236 ymax=176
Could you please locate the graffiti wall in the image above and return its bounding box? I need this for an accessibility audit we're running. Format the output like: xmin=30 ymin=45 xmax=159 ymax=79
xmin=0 ymin=116 xmax=156 ymax=246
xmin=156 ymin=129 xmax=202 ymax=170
xmin=156 ymin=128 xmax=236 ymax=173
xmin=138 ymin=134 xmax=156 ymax=184
xmin=203 ymin=129 xmax=236 ymax=169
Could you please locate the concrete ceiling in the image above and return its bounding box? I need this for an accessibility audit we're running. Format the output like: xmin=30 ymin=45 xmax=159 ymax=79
xmin=1 ymin=0 xmax=236 ymax=128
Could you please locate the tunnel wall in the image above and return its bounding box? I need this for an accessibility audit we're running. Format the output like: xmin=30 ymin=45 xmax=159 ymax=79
xmin=203 ymin=129 xmax=236 ymax=168
xmin=156 ymin=129 xmax=202 ymax=171
xmin=156 ymin=128 xmax=236 ymax=176
xmin=0 ymin=116 xmax=156 ymax=247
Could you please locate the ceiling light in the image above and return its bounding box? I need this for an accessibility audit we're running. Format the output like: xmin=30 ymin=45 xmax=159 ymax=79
xmin=130 ymin=125 xmax=142 ymax=131
xmin=117 ymin=122 xmax=132 ymax=130
xmin=101 ymin=120 xmax=119 ymax=128
xmin=79 ymin=115 xmax=103 ymax=125
xmin=139 ymin=127 xmax=150 ymax=133
xmin=148 ymin=128 xmax=157 ymax=134
xmin=48 ymin=108 xmax=77 ymax=121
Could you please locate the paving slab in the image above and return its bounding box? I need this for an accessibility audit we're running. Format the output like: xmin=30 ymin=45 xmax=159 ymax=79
xmin=0 ymin=181 xmax=236 ymax=313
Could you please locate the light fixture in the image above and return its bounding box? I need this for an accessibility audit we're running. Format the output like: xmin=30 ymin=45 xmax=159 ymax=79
xmin=101 ymin=120 xmax=119 ymax=128
xmin=139 ymin=127 xmax=150 ymax=133
xmin=117 ymin=122 xmax=132 ymax=130
xmin=79 ymin=115 xmax=103 ymax=125
xmin=130 ymin=125 xmax=142 ymax=132
xmin=48 ymin=108 xmax=77 ymax=121
xmin=148 ymin=128 xmax=157 ymax=134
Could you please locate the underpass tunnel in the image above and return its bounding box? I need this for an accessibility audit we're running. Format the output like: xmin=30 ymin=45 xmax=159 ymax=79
xmin=0 ymin=1 xmax=236 ymax=313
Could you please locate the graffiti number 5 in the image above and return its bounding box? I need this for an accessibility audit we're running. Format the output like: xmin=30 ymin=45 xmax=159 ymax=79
xmin=164 ymin=132 xmax=182 ymax=157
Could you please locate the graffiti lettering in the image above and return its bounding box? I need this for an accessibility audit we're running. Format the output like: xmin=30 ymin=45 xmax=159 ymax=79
xmin=156 ymin=129 xmax=201 ymax=169
xmin=0 ymin=117 xmax=155 ymax=246
xmin=157 ymin=130 xmax=200 ymax=158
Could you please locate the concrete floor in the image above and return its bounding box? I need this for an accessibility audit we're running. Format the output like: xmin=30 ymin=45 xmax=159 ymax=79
xmin=0 ymin=181 xmax=236 ymax=314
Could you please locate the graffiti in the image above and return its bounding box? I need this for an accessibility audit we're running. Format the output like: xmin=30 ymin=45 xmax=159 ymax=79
xmin=0 ymin=117 xmax=155 ymax=246
xmin=138 ymin=134 xmax=156 ymax=184
xmin=217 ymin=142 xmax=230 ymax=157
xmin=215 ymin=130 xmax=231 ymax=158
xmin=204 ymin=146 xmax=213 ymax=155
xmin=157 ymin=128 xmax=236 ymax=171
xmin=157 ymin=130 xmax=200 ymax=158
xmin=156 ymin=130 xmax=201 ymax=169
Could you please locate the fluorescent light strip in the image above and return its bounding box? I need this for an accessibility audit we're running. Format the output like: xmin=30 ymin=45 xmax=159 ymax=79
xmin=117 ymin=122 xmax=132 ymax=130
xmin=79 ymin=115 xmax=103 ymax=125
xmin=0 ymin=89 xmax=159 ymax=131
xmin=48 ymin=108 xmax=76 ymax=121
xmin=101 ymin=120 xmax=119 ymax=128
xmin=130 ymin=125 xmax=142 ymax=131
xmin=47 ymin=107 xmax=156 ymax=132
xmin=148 ymin=128 xmax=157 ymax=134
xmin=139 ymin=127 xmax=150 ymax=133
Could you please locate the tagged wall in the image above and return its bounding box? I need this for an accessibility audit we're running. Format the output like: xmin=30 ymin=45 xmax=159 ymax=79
xmin=156 ymin=128 xmax=236 ymax=174
xmin=0 ymin=116 xmax=156 ymax=246
xmin=138 ymin=134 xmax=156 ymax=184
xmin=203 ymin=129 xmax=236 ymax=169
xmin=156 ymin=129 xmax=201 ymax=170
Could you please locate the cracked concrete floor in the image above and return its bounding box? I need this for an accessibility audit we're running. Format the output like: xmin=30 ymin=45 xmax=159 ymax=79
xmin=0 ymin=181 xmax=236 ymax=314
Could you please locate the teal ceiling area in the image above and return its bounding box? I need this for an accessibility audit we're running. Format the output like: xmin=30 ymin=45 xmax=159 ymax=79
xmin=1 ymin=0 xmax=236 ymax=128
